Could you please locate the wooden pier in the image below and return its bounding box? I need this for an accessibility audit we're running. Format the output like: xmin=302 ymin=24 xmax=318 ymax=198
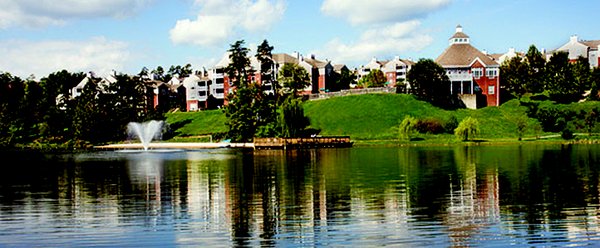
xmin=95 ymin=137 xmax=353 ymax=150
xmin=253 ymin=136 xmax=353 ymax=150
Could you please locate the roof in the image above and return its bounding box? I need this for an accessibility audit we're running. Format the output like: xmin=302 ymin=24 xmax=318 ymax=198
xmin=272 ymin=53 xmax=299 ymax=64
xmin=451 ymin=32 xmax=470 ymax=39
xmin=436 ymin=43 xmax=499 ymax=67
xmin=303 ymin=58 xmax=329 ymax=68
xmin=582 ymin=40 xmax=600 ymax=48
xmin=333 ymin=64 xmax=348 ymax=72
xmin=400 ymin=59 xmax=415 ymax=66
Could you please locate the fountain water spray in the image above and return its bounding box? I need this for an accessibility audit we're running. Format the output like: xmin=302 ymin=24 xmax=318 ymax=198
xmin=127 ymin=120 xmax=164 ymax=151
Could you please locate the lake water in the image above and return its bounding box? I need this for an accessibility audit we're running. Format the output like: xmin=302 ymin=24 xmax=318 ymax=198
xmin=1 ymin=144 xmax=600 ymax=247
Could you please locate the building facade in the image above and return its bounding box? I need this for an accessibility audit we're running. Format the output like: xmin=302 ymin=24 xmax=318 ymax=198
xmin=436 ymin=25 xmax=500 ymax=108
xmin=555 ymin=35 xmax=600 ymax=68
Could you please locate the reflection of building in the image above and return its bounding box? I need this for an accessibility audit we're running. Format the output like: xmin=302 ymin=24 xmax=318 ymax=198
xmin=445 ymin=147 xmax=500 ymax=246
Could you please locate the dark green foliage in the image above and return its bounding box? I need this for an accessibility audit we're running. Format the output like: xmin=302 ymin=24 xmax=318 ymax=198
xmin=223 ymin=40 xmax=264 ymax=142
xmin=444 ymin=115 xmax=459 ymax=134
xmin=500 ymin=56 xmax=529 ymax=98
xmin=546 ymin=51 xmax=582 ymax=103
xmin=525 ymin=45 xmax=546 ymax=94
xmin=329 ymin=67 xmax=354 ymax=92
xmin=407 ymin=59 xmax=456 ymax=109
xmin=280 ymin=97 xmax=310 ymax=138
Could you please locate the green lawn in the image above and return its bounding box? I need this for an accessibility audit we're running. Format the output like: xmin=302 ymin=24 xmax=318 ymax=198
xmin=165 ymin=110 xmax=227 ymax=138
xmin=164 ymin=93 xmax=599 ymax=144
xmin=304 ymin=94 xmax=542 ymax=141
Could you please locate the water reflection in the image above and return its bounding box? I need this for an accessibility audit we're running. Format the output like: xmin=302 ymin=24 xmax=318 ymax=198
xmin=0 ymin=145 xmax=599 ymax=246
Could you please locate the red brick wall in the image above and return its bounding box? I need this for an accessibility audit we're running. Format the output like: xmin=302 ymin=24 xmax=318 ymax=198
xmin=471 ymin=61 xmax=499 ymax=107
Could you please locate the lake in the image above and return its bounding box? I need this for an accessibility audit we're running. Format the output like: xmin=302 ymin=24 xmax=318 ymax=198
xmin=1 ymin=144 xmax=599 ymax=247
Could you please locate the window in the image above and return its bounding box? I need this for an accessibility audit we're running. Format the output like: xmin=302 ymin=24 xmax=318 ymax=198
xmin=472 ymin=68 xmax=483 ymax=79
xmin=488 ymin=86 xmax=495 ymax=95
xmin=215 ymin=78 xmax=224 ymax=85
xmin=199 ymin=91 xmax=206 ymax=96
xmin=486 ymin=68 xmax=498 ymax=78
xmin=216 ymin=89 xmax=224 ymax=94
xmin=198 ymin=81 xmax=206 ymax=87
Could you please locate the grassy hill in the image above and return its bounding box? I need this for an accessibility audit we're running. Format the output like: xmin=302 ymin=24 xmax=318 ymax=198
xmin=304 ymin=94 xmax=542 ymax=141
xmin=165 ymin=93 xmax=555 ymax=143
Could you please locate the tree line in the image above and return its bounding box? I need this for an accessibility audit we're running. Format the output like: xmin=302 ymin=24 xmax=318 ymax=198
xmin=501 ymin=45 xmax=600 ymax=103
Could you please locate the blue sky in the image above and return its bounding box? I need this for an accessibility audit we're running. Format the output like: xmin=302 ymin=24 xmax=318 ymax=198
xmin=0 ymin=0 xmax=598 ymax=79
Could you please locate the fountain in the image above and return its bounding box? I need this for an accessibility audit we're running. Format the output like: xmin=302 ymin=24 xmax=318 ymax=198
xmin=127 ymin=120 xmax=164 ymax=151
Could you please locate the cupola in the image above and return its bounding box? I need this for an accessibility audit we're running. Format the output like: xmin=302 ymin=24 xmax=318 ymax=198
xmin=449 ymin=24 xmax=470 ymax=45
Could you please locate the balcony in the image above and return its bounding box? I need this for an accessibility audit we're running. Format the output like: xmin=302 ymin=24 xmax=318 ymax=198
xmin=447 ymin=73 xmax=473 ymax=81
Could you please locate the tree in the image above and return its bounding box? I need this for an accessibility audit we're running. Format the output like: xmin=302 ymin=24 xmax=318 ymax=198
xmin=225 ymin=40 xmax=252 ymax=87
xmin=329 ymin=67 xmax=354 ymax=92
xmin=398 ymin=115 xmax=417 ymax=141
xmin=280 ymin=96 xmax=310 ymax=138
xmin=277 ymin=63 xmax=310 ymax=96
xmin=515 ymin=115 xmax=528 ymax=141
xmin=407 ymin=59 xmax=453 ymax=108
xmin=546 ymin=51 xmax=581 ymax=103
xmin=0 ymin=73 xmax=26 ymax=146
xmin=39 ymin=70 xmax=85 ymax=140
xmin=525 ymin=45 xmax=546 ymax=94
xmin=254 ymin=40 xmax=279 ymax=137
xmin=223 ymin=40 xmax=260 ymax=142
xmin=151 ymin=66 xmax=166 ymax=81
xmin=454 ymin=117 xmax=480 ymax=141
xmin=358 ymin=69 xmax=386 ymax=88
xmin=168 ymin=64 xmax=193 ymax=79
xmin=500 ymin=56 xmax=529 ymax=98
xmin=572 ymin=56 xmax=593 ymax=94
xmin=589 ymin=67 xmax=600 ymax=101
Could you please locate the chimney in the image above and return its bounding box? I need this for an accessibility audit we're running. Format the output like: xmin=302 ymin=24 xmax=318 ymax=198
xmin=570 ymin=35 xmax=578 ymax=43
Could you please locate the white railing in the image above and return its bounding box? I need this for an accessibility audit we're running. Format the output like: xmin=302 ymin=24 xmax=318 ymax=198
xmin=447 ymin=73 xmax=473 ymax=81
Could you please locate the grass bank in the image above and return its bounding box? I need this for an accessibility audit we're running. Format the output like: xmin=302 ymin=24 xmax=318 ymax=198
xmin=164 ymin=93 xmax=600 ymax=145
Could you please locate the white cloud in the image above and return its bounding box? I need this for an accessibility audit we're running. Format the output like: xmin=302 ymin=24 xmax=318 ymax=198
xmin=169 ymin=0 xmax=286 ymax=46
xmin=319 ymin=21 xmax=432 ymax=64
xmin=321 ymin=0 xmax=451 ymax=25
xmin=0 ymin=0 xmax=151 ymax=28
xmin=0 ymin=37 xmax=130 ymax=78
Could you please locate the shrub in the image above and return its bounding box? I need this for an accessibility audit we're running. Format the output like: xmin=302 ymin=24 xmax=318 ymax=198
xmin=444 ymin=115 xmax=458 ymax=134
xmin=415 ymin=118 xmax=445 ymax=134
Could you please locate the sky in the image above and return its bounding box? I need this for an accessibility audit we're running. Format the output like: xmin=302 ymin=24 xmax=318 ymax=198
xmin=0 ymin=0 xmax=598 ymax=79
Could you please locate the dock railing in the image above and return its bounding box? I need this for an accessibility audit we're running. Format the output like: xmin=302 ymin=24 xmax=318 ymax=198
xmin=253 ymin=136 xmax=353 ymax=150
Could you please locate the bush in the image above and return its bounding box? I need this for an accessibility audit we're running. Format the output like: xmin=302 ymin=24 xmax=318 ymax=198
xmin=415 ymin=118 xmax=445 ymax=134
xmin=561 ymin=127 xmax=574 ymax=140
xmin=444 ymin=115 xmax=458 ymax=134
